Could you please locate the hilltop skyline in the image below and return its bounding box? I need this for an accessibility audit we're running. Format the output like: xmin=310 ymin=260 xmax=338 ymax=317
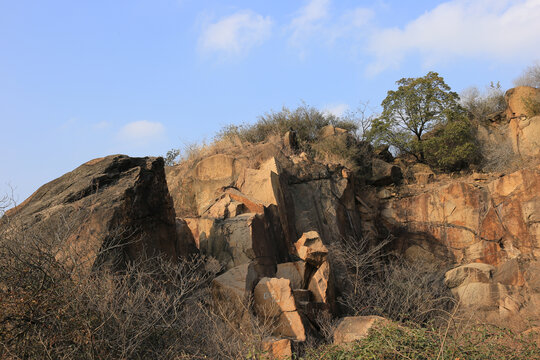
xmin=2 ymin=0 xmax=540 ymax=202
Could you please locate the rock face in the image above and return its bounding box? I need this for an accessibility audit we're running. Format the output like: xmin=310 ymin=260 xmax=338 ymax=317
xmin=262 ymin=337 xmax=292 ymax=359
xmin=509 ymin=115 xmax=540 ymax=158
xmin=166 ymin=141 xmax=362 ymax=272
xmin=505 ymin=86 xmax=540 ymax=120
xmin=382 ymin=165 xmax=540 ymax=265
xmin=2 ymin=155 xmax=178 ymax=274
xmin=476 ymin=86 xmax=540 ymax=159
xmin=445 ymin=259 xmax=540 ymax=329
xmin=254 ymin=277 xmax=306 ymax=341
xmin=370 ymin=158 xmax=402 ymax=186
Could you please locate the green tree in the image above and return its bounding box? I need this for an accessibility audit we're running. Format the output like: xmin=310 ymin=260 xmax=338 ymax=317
xmin=371 ymin=71 xmax=463 ymax=162
xmin=422 ymin=112 xmax=479 ymax=171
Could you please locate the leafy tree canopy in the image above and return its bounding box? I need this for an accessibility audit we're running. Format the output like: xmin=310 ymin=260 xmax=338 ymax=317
xmin=371 ymin=71 xmax=464 ymax=162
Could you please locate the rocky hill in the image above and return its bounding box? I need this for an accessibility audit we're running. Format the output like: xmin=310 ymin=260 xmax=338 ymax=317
xmin=2 ymin=87 xmax=540 ymax=358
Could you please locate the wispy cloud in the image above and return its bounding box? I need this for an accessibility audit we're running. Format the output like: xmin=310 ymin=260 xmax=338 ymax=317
xmin=286 ymin=0 xmax=374 ymax=57
xmin=198 ymin=10 xmax=273 ymax=58
xmin=288 ymin=0 xmax=330 ymax=47
xmin=366 ymin=0 xmax=540 ymax=74
xmin=117 ymin=120 xmax=165 ymax=146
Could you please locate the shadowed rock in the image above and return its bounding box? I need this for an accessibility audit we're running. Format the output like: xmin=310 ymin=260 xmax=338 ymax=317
xmin=2 ymin=155 xmax=178 ymax=274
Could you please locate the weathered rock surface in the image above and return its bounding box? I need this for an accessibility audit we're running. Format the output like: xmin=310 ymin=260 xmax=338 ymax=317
xmin=505 ymin=86 xmax=540 ymax=120
xmin=476 ymin=86 xmax=540 ymax=159
xmin=509 ymin=115 xmax=540 ymax=158
xmin=370 ymin=158 xmax=402 ymax=186
xmin=254 ymin=277 xmax=297 ymax=317
xmin=276 ymin=261 xmax=307 ymax=290
xmin=294 ymin=231 xmax=328 ymax=266
xmin=262 ymin=337 xmax=292 ymax=359
xmin=2 ymin=155 xmax=178 ymax=274
xmin=212 ymin=263 xmax=254 ymax=302
xmin=333 ymin=316 xmax=388 ymax=345
xmin=382 ymin=165 xmax=540 ymax=265
xmin=254 ymin=277 xmax=306 ymax=341
xmin=444 ymin=259 xmax=540 ymax=328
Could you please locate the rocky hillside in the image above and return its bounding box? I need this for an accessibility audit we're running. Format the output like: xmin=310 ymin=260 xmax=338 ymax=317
xmin=1 ymin=87 xmax=540 ymax=358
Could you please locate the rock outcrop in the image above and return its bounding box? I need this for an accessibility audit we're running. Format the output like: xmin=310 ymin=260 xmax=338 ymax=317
xmin=476 ymin=86 xmax=540 ymax=159
xmin=445 ymin=258 xmax=540 ymax=329
xmin=2 ymin=155 xmax=178 ymax=274
xmin=382 ymin=165 xmax=540 ymax=265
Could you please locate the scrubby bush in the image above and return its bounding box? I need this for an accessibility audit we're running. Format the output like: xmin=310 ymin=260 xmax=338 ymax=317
xmin=0 ymin=209 xmax=271 ymax=359
xmin=216 ymin=103 xmax=357 ymax=148
xmin=480 ymin=136 xmax=522 ymax=173
xmin=422 ymin=113 xmax=479 ymax=171
xmin=460 ymin=82 xmax=506 ymax=121
xmin=329 ymin=235 xmax=454 ymax=327
xmin=523 ymin=95 xmax=540 ymax=117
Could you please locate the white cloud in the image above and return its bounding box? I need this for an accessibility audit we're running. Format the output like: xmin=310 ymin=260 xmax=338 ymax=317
xmin=289 ymin=0 xmax=330 ymax=46
xmin=323 ymin=103 xmax=349 ymax=117
xmin=287 ymin=1 xmax=374 ymax=56
xmin=117 ymin=121 xmax=165 ymax=145
xmin=366 ymin=0 xmax=540 ymax=74
xmin=198 ymin=10 xmax=273 ymax=58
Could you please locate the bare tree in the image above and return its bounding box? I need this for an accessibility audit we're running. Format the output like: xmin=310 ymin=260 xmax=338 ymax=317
xmin=514 ymin=61 xmax=540 ymax=88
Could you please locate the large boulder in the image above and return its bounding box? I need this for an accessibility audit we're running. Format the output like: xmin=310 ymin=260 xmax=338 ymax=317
xmin=254 ymin=277 xmax=306 ymax=341
xmin=294 ymin=231 xmax=328 ymax=266
xmin=2 ymin=155 xmax=178 ymax=274
xmin=201 ymin=212 xmax=286 ymax=272
xmin=504 ymin=86 xmax=540 ymax=119
xmin=443 ymin=258 xmax=540 ymax=330
xmin=370 ymin=158 xmax=402 ymax=186
xmin=276 ymin=261 xmax=307 ymax=290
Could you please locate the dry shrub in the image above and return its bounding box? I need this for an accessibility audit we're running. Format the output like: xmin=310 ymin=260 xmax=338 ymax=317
xmin=215 ymin=104 xmax=357 ymax=149
xmin=460 ymin=83 xmax=506 ymax=121
xmin=0 ymin=205 xmax=273 ymax=359
xmin=480 ymin=137 xmax=522 ymax=173
xmin=329 ymin=235 xmax=455 ymax=327
xmin=514 ymin=61 xmax=540 ymax=88
xmin=311 ymin=134 xmax=370 ymax=172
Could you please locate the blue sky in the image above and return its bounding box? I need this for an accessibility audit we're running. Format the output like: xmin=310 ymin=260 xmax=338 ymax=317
xmin=1 ymin=0 xmax=540 ymax=203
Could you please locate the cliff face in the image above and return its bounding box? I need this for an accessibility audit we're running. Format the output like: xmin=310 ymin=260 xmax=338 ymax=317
xmin=382 ymin=166 xmax=540 ymax=266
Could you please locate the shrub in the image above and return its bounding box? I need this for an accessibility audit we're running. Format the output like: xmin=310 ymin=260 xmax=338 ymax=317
xmin=514 ymin=61 xmax=540 ymax=88
xmin=216 ymin=103 xmax=357 ymax=148
xmin=523 ymin=95 xmax=540 ymax=117
xmin=422 ymin=113 xmax=480 ymax=171
xmin=460 ymin=82 xmax=506 ymax=121
xmin=480 ymin=136 xmax=521 ymax=173
xmin=0 ymin=208 xmax=271 ymax=359
xmin=329 ymin=235 xmax=455 ymax=327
